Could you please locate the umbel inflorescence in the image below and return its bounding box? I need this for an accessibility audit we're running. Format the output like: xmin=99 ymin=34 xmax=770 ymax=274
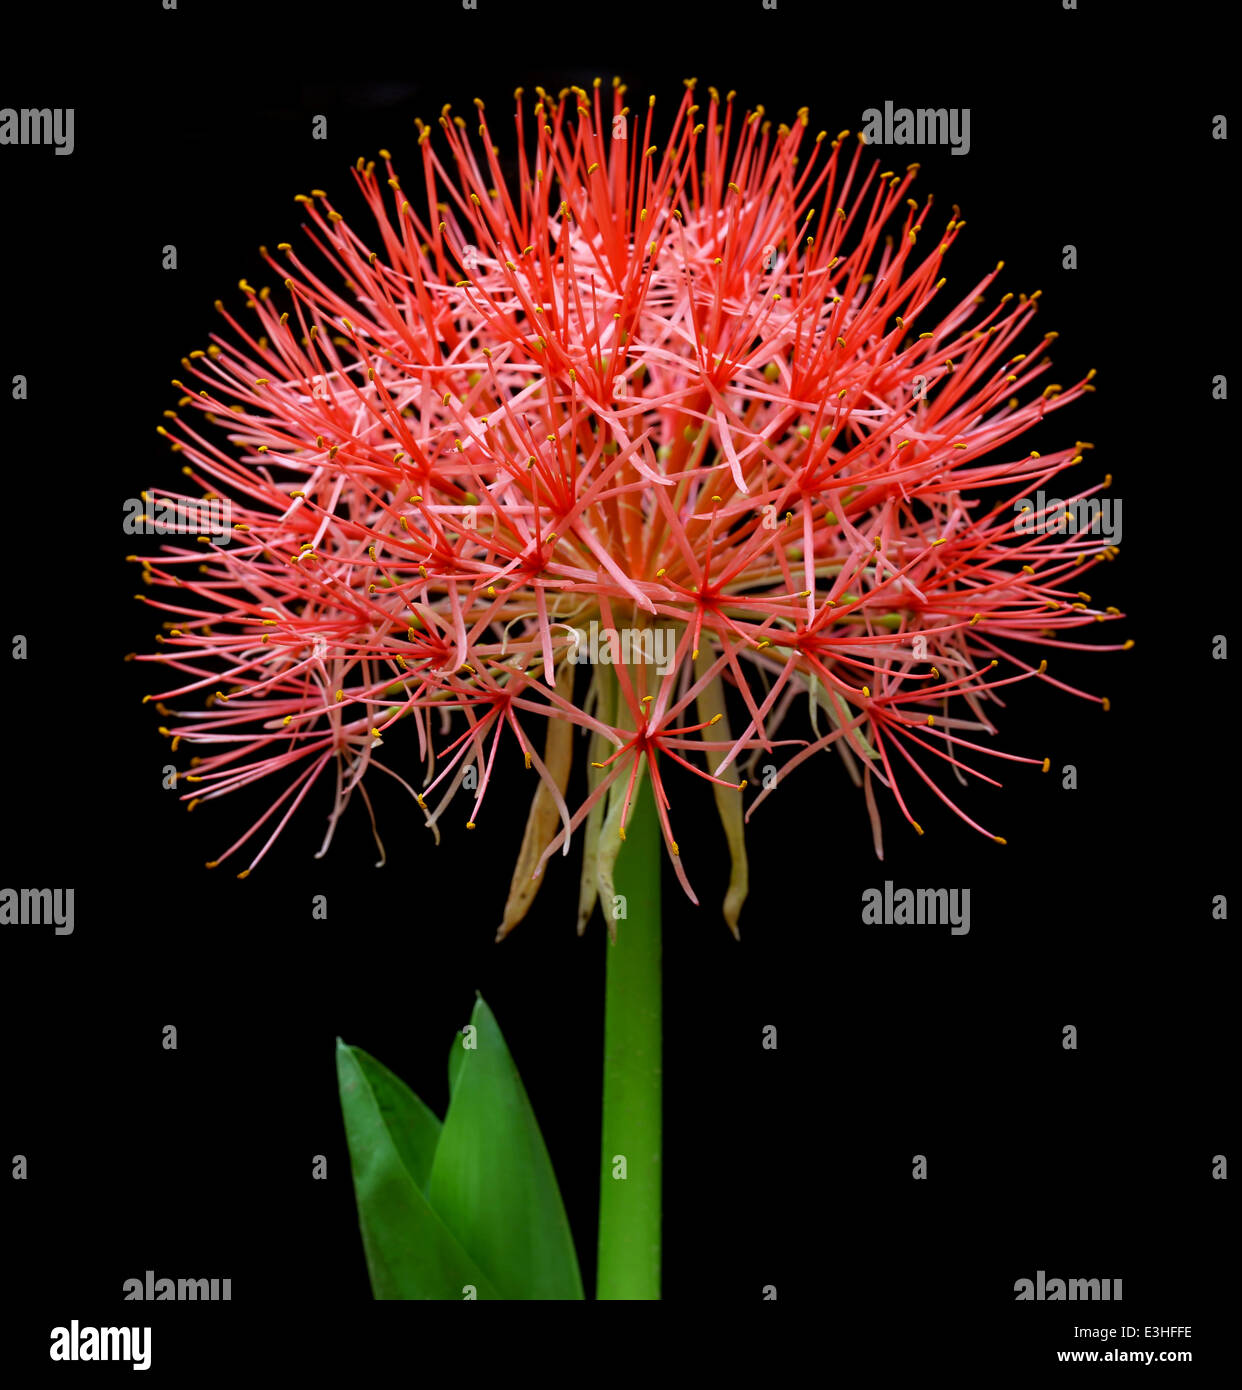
xmin=132 ymin=80 xmax=1125 ymax=937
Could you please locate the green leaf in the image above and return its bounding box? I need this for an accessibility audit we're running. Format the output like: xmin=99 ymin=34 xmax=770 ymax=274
xmin=427 ymin=997 xmax=585 ymax=1300
xmin=351 ymin=1046 xmax=442 ymax=1192
xmin=336 ymin=1041 xmax=500 ymax=1300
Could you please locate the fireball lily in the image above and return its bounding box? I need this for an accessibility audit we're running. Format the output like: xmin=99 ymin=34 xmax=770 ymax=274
xmin=133 ymin=79 xmax=1124 ymax=1299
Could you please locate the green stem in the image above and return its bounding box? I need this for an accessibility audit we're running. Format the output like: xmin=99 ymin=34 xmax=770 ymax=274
xmin=596 ymin=773 xmax=662 ymax=1300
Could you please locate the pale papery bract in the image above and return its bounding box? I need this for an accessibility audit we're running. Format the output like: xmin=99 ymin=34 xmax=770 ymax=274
xmin=131 ymin=80 xmax=1125 ymax=937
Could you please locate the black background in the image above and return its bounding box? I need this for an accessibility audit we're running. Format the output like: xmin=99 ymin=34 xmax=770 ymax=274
xmin=1 ymin=0 xmax=1234 ymax=1372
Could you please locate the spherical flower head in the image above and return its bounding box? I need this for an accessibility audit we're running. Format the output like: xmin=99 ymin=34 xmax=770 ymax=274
xmin=133 ymin=81 xmax=1124 ymax=937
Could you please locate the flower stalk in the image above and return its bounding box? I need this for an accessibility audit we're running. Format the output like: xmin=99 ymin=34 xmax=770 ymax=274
xmin=597 ymin=770 xmax=662 ymax=1300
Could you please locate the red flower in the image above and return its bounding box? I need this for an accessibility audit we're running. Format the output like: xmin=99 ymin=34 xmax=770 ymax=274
xmin=132 ymin=81 xmax=1125 ymax=935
